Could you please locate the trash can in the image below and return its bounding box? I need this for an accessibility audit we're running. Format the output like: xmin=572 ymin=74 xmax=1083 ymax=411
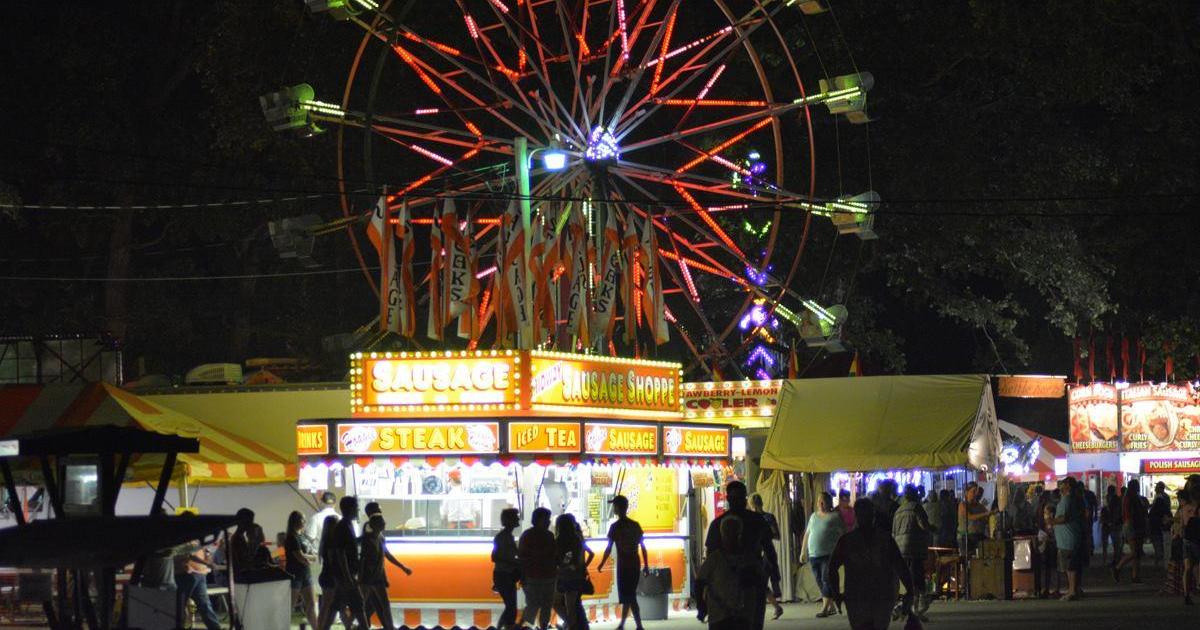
xmin=635 ymin=567 xmax=672 ymax=620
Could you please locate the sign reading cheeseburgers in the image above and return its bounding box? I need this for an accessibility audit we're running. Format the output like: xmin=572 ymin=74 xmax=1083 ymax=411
xmin=1068 ymin=383 xmax=1118 ymax=453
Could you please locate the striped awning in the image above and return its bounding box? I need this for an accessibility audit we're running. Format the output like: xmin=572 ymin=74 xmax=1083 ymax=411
xmin=999 ymin=419 xmax=1069 ymax=475
xmin=0 ymin=383 xmax=294 ymax=485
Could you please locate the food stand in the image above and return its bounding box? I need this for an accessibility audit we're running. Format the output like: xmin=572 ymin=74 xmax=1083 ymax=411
xmin=296 ymin=350 xmax=732 ymax=628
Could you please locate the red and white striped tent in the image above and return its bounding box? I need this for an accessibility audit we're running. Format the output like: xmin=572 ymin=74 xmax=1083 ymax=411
xmin=0 ymin=383 xmax=294 ymax=484
xmin=998 ymin=419 xmax=1069 ymax=481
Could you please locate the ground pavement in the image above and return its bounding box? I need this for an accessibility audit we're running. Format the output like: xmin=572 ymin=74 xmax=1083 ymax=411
xmin=588 ymin=562 xmax=1195 ymax=630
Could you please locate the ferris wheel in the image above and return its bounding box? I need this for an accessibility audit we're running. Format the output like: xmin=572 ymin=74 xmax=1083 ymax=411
xmin=263 ymin=0 xmax=876 ymax=378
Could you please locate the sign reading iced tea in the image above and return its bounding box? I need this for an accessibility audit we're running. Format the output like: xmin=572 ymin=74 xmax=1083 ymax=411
xmin=507 ymin=421 xmax=582 ymax=454
xmin=662 ymin=425 xmax=730 ymax=458
xmin=296 ymin=424 xmax=330 ymax=456
xmin=1120 ymin=383 xmax=1199 ymax=452
xmin=336 ymin=421 xmax=500 ymax=455
xmin=1068 ymin=383 xmax=1119 ymax=453
xmin=352 ymin=353 xmax=519 ymax=416
xmin=582 ymin=422 xmax=658 ymax=456
xmin=528 ymin=353 xmax=680 ymax=417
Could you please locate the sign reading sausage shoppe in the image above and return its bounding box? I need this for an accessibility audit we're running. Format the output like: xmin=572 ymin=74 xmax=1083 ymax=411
xmin=528 ymin=353 xmax=680 ymax=416
xmin=336 ymin=421 xmax=500 ymax=455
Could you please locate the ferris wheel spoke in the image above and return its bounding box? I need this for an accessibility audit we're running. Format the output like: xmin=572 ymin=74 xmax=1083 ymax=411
xmin=612 ymin=159 xmax=806 ymax=207
xmin=553 ymin=0 xmax=593 ymax=131
xmin=604 ymin=0 xmax=680 ymax=132
xmin=606 ymin=0 xmax=654 ymax=78
xmin=614 ymin=3 xmax=781 ymax=140
xmin=369 ymin=122 xmax=510 ymax=154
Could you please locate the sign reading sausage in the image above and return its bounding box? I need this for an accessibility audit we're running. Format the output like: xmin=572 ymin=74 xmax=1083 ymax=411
xmin=582 ymin=422 xmax=658 ymax=456
xmin=662 ymin=425 xmax=731 ymax=458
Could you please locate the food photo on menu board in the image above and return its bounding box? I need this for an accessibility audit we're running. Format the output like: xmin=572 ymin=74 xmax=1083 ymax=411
xmin=1119 ymin=383 xmax=1199 ymax=452
xmin=1067 ymin=383 xmax=1119 ymax=452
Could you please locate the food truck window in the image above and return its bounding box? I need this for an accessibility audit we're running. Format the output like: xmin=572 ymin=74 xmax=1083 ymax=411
xmin=348 ymin=461 xmax=519 ymax=537
xmin=64 ymin=462 xmax=101 ymax=516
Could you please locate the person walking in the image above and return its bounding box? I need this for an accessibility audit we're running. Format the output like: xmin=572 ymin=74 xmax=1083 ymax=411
xmin=871 ymin=480 xmax=901 ymax=534
xmin=704 ymin=481 xmax=778 ymax=630
xmin=696 ymin=516 xmax=753 ymax=630
xmin=1101 ymin=486 xmax=1118 ymax=564
xmin=751 ymin=493 xmax=786 ymax=620
xmin=597 ymin=495 xmax=649 ymax=630
xmin=174 ymin=540 xmax=221 ymax=630
xmin=319 ymin=496 xmax=369 ymax=630
xmin=1036 ymin=503 xmax=1059 ymax=598
xmin=893 ymin=484 xmax=931 ymax=620
xmin=838 ymin=489 xmax=857 ymax=531
xmin=554 ymin=513 xmax=593 ymax=630
xmin=827 ymin=499 xmax=916 ymax=630
xmin=306 ymin=492 xmax=339 ymax=544
xmin=799 ymin=491 xmax=844 ymax=618
xmin=1052 ymin=477 xmax=1084 ymax=600
xmin=285 ymin=511 xmax=320 ymax=630
xmin=519 ymin=507 xmax=558 ymax=630
xmin=315 ymin=514 xmax=346 ymax=630
xmin=1176 ymin=479 xmax=1200 ymax=605
xmin=491 ymin=508 xmax=521 ymax=630
xmin=1149 ymin=482 xmax=1172 ymax=567
xmin=1114 ymin=479 xmax=1148 ymax=584
xmin=360 ymin=507 xmax=413 ymax=630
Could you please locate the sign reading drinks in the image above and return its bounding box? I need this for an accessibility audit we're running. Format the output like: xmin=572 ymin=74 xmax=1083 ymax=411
xmin=296 ymin=424 xmax=330 ymax=456
xmin=1142 ymin=458 xmax=1200 ymax=475
xmin=352 ymin=352 xmax=519 ymax=415
xmin=682 ymin=381 xmax=780 ymax=420
xmin=528 ymin=353 xmax=679 ymax=415
xmin=336 ymin=421 xmax=500 ymax=455
xmin=1068 ymin=383 xmax=1119 ymax=453
xmin=1120 ymin=383 xmax=1199 ymax=452
xmin=582 ymin=422 xmax=658 ymax=456
xmin=507 ymin=421 xmax=581 ymax=454
xmin=662 ymin=425 xmax=730 ymax=458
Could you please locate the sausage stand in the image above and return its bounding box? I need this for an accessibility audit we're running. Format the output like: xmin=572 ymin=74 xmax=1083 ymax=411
xmin=296 ymin=350 xmax=732 ymax=628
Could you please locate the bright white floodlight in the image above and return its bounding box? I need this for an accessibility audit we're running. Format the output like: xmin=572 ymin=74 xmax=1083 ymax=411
xmin=541 ymin=150 xmax=568 ymax=171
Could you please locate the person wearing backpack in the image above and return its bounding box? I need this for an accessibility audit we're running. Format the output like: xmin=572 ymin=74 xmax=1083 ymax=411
xmin=1113 ymin=479 xmax=1148 ymax=584
xmin=696 ymin=516 xmax=753 ymax=630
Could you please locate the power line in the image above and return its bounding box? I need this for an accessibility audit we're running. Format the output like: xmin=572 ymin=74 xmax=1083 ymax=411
xmin=0 ymin=266 xmax=380 ymax=283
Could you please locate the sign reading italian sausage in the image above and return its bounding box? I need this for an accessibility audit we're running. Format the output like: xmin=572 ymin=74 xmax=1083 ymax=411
xmin=1120 ymin=383 xmax=1198 ymax=452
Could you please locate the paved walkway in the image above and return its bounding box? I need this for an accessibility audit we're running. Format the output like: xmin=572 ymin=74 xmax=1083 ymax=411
xmin=588 ymin=562 xmax=1192 ymax=630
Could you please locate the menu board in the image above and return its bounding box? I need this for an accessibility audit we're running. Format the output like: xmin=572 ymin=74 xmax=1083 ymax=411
xmin=621 ymin=465 xmax=678 ymax=533
xmin=1068 ymin=383 xmax=1119 ymax=452
xmin=1120 ymin=383 xmax=1199 ymax=452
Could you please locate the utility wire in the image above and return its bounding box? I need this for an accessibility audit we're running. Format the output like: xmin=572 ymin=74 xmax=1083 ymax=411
xmin=0 ymin=266 xmax=382 ymax=283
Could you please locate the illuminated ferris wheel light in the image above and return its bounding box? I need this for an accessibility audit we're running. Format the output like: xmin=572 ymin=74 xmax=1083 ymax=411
xmin=584 ymin=127 xmax=619 ymax=162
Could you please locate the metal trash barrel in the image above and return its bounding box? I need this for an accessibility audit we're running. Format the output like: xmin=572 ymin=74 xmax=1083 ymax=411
xmin=635 ymin=567 xmax=672 ymax=620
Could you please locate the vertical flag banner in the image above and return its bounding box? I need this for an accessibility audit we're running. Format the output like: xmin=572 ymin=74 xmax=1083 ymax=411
xmin=503 ymin=202 xmax=531 ymax=347
xmin=640 ymin=214 xmax=669 ymax=344
xmin=427 ymin=199 xmax=445 ymax=340
xmin=456 ymin=212 xmax=479 ymax=340
xmin=444 ymin=198 xmax=471 ymax=319
xmin=367 ymin=195 xmax=391 ymax=331
xmin=540 ymin=207 xmax=561 ymax=340
xmin=529 ymin=211 xmax=547 ymax=343
xmin=384 ymin=198 xmax=416 ymax=336
xmin=621 ymin=214 xmax=639 ymax=344
xmin=565 ymin=207 xmax=590 ymax=347
xmin=592 ymin=207 xmax=622 ymax=345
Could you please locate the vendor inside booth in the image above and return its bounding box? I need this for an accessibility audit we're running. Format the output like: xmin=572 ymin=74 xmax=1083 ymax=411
xmin=296 ymin=350 xmax=733 ymax=629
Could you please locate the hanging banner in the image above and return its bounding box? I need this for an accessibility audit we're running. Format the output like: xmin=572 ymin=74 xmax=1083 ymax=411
xmin=591 ymin=209 xmax=622 ymax=343
xmin=1119 ymin=383 xmax=1198 ymax=452
xmin=336 ymin=421 xmax=501 ymax=455
xmin=297 ymin=424 xmax=330 ymax=456
xmin=996 ymin=375 xmax=1066 ymax=399
xmin=583 ymin=422 xmax=658 ymax=456
xmin=507 ymin=421 xmax=582 ymax=454
xmin=528 ymin=352 xmax=681 ymax=417
xmin=662 ymin=425 xmax=731 ymax=458
xmin=1067 ymin=383 xmax=1119 ymax=453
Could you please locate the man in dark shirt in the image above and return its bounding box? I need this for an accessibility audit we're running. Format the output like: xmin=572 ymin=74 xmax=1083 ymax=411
xmin=518 ymin=507 xmax=557 ymax=630
xmin=319 ymin=496 xmax=369 ymax=630
xmin=705 ymin=481 xmax=778 ymax=630
xmin=1148 ymin=482 xmax=1172 ymax=566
